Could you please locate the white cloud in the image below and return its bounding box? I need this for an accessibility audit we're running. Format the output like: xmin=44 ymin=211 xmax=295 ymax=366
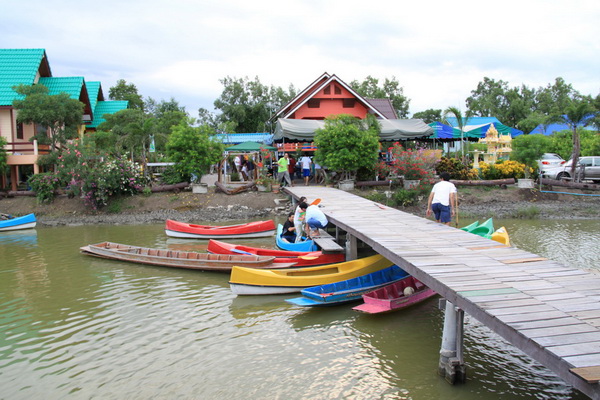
xmin=1 ymin=0 xmax=598 ymax=119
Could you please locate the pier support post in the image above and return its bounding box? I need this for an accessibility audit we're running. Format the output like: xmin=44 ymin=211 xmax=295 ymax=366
xmin=438 ymin=299 xmax=466 ymax=384
xmin=345 ymin=233 xmax=357 ymax=260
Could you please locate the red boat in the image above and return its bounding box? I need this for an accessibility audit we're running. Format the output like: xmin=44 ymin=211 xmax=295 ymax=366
xmin=165 ymin=219 xmax=276 ymax=239
xmin=207 ymin=239 xmax=345 ymax=267
xmin=352 ymin=276 xmax=436 ymax=314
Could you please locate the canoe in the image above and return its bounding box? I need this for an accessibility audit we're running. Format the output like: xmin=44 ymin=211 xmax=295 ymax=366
xmin=80 ymin=241 xmax=296 ymax=271
xmin=285 ymin=265 xmax=409 ymax=307
xmin=275 ymin=224 xmax=317 ymax=252
xmin=207 ymin=239 xmax=345 ymax=267
xmin=165 ymin=219 xmax=276 ymax=239
xmin=491 ymin=226 xmax=510 ymax=246
xmin=459 ymin=220 xmax=479 ymax=233
xmin=0 ymin=213 xmax=36 ymax=232
xmin=229 ymin=254 xmax=393 ymax=295
xmin=352 ymin=276 xmax=437 ymax=314
xmin=468 ymin=217 xmax=494 ymax=238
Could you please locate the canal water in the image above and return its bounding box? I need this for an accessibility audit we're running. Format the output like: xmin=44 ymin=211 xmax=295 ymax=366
xmin=0 ymin=218 xmax=598 ymax=399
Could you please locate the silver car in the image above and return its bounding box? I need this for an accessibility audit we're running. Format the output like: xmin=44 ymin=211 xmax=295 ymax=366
xmin=537 ymin=153 xmax=565 ymax=170
xmin=541 ymin=156 xmax=600 ymax=183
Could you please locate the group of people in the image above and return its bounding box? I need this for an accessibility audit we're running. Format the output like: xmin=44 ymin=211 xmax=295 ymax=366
xmin=233 ymin=154 xmax=255 ymax=181
xmin=276 ymin=153 xmax=316 ymax=187
xmin=280 ymin=196 xmax=328 ymax=243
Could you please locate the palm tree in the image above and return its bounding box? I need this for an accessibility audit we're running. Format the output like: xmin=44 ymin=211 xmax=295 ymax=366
xmin=443 ymin=107 xmax=474 ymax=159
xmin=552 ymin=99 xmax=596 ymax=182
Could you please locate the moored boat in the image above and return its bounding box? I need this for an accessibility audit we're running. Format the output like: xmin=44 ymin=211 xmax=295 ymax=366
xmin=207 ymin=239 xmax=345 ymax=267
xmin=491 ymin=226 xmax=510 ymax=246
xmin=286 ymin=265 xmax=409 ymax=307
xmin=468 ymin=217 xmax=494 ymax=238
xmin=0 ymin=213 xmax=36 ymax=232
xmin=80 ymin=241 xmax=295 ymax=271
xmin=352 ymin=276 xmax=436 ymax=314
xmin=165 ymin=219 xmax=276 ymax=239
xmin=460 ymin=218 xmax=510 ymax=245
xmin=229 ymin=254 xmax=393 ymax=295
xmin=275 ymin=224 xmax=317 ymax=252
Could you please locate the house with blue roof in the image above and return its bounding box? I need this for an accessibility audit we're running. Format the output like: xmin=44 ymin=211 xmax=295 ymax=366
xmin=0 ymin=48 xmax=128 ymax=190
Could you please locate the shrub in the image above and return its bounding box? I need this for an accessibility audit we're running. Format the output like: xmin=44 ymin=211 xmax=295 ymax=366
xmin=392 ymin=188 xmax=421 ymax=207
xmin=435 ymin=157 xmax=476 ymax=180
xmin=479 ymin=160 xmax=528 ymax=180
xmin=388 ymin=143 xmax=437 ymax=183
xmin=28 ymin=172 xmax=61 ymax=203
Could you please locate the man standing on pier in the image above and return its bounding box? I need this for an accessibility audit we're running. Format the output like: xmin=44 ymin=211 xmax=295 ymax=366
xmin=426 ymin=172 xmax=457 ymax=226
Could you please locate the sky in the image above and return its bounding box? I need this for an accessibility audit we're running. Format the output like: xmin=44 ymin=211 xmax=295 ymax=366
xmin=2 ymin=0 xmax=599 ymax=120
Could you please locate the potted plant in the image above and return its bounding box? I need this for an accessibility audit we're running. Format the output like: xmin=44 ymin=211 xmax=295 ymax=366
xmin=255 ymin=175 xmax=275 ymax=192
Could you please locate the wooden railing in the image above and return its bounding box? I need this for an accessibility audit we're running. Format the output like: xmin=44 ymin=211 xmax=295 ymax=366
xmin=4 ymin=141 xmax=51 ymax=155
xmin=276 ymin=142 xmax=317 ymax=152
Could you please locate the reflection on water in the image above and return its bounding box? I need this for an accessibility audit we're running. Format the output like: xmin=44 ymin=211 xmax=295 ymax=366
xmin=0 ymin=219 xmax=594 ymax=399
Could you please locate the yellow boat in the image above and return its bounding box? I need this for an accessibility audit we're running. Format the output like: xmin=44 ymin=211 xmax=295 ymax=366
xmin=229 ymin=254 xmax=393 ymax=295
xmin=491 ymin=226 xmax=511 ymax=246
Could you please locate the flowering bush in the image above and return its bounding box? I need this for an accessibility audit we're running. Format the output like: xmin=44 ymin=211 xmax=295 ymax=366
xmin=28 ymin=172 xmax=61 ymax=203
xmin=435 ymin=157 xmax=478 ymax=180
xmin=81 ymin=158 xmax=145 ymax=210
xmin=388 ymin=143 xmax=436 ymax=184
xmin=479 ymin=160 xmax=528 ymax=180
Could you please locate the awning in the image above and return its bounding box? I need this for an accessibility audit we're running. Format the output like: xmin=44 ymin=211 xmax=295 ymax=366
xmin=225 ymin=142 xmax=277 ymax=152
xmin=273 ymin=118 xmax=433 ymax=141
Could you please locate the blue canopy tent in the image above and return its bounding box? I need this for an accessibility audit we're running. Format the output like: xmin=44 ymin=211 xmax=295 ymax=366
xmin=445 ymin=117 xmax=523 ymax=138
xmin=427 ymin=122 xmax=463 ymax=139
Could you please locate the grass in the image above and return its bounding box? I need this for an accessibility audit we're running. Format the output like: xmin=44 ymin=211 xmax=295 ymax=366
xmin=511 ymin=206 xmax=541 ymax=219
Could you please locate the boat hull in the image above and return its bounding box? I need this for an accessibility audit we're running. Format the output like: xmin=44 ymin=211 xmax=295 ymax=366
xmin=275 ymin=224 xmax=317 ymax=251
xmin=165 ymin=219 xmax=276 ymax=239
xmin=0 ymin=213 xmax=37 ymax=232
xmin=229 ymin=254 xmax=393 ymax=295
xmin=353 ymin=276 xmax=436 ymax=314
xmin=207 ymin=239 xmax=345 ymax=267
xmin=286 ymin=265 xmax=409 ymax=306
xmin=81 ymin=241 xmax=295 ymax=271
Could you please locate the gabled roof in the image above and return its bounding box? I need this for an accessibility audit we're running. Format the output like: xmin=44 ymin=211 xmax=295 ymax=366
xmin=85 ymin=81 xmax=104 ymax=112
xmin=0 ymin=48 xmax=51 ymax=106
xmin=38 ymin=76 xmax=85 ymax=99
xmin=272 ymin=73 xmax=387 ymax=120
xmin=87 ymin=100 xmax=129 ymax=128
xmin=365 ymin=98 xmax=397 ymax=119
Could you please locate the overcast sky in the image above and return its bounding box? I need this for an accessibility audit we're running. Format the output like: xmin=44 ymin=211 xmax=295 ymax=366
xmin=2 ymin=0 xmax=599 ymax=120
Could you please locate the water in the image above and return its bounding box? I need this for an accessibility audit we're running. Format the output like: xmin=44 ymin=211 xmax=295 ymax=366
xmin=0 ymin=218 xmax=597 ymax=400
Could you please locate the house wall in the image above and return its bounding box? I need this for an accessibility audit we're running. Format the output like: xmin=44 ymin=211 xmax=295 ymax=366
xmin=0 ymin=109 xmax=12 ymax=142
xmin=293 ymin=83 xmax=369 ymax=120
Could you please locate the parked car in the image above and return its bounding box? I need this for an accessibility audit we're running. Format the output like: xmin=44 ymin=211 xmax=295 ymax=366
xmin=540 ymin=156 xmax=600 ymax=183
xmin=536 ymin=153 xmax=565 ymax=170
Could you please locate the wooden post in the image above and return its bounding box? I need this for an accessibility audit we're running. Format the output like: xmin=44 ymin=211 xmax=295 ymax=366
xmin=345 ymin=233 xmax=357 ymax=261
xmin=438 ymin=299 xmax=467 ymax=384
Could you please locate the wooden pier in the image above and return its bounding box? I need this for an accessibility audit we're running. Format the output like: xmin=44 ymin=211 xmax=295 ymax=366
xmin=285 ymin=186 xmax=600 ymax=399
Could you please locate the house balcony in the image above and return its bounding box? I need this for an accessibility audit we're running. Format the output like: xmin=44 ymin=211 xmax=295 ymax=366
xmin=5 ymin=140 xmax=50 ymax=166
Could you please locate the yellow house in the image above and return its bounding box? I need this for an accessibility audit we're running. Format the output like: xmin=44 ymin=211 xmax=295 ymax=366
xmin=0 ymin=48 xmax=128 ymax=191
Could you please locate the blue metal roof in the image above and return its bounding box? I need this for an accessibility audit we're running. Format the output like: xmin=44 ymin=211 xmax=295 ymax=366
xmin=215 ymin=133 xmax=273 ymax=145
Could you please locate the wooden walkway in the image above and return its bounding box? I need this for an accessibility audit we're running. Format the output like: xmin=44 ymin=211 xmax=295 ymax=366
xmin=285 ymin=186 xmax=600 ymax=399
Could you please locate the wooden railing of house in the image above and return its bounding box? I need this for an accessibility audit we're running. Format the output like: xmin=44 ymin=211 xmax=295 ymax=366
xmin=5 ymin=141 xmax=51 ymax=155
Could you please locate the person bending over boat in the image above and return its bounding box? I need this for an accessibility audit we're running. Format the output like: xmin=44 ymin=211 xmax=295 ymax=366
xmin=426 ymin=172 xmax=457 ymax=226
xmin=299 ymin=202 xmax=328 ymax=238
xmin=293 ymin=196 xmax=307 ymax=242
xmin=281 ymin=212 xmax=297 ymax=242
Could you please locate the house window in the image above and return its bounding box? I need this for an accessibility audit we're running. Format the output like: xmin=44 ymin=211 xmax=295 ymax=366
xmin=16 ymin=122 xmax=24 ymax=139
xmin=324 ymin=85 xmax=331 ymax=95
xmin=35 ymin=124 xmax=47 ymax=138
xmin=343 ymin=99 xmax=355 ymax=108
xmin=334 ymin=85 xmax=342 ymax=95
xmin=307 ymin=99 xmax=320 ymax=108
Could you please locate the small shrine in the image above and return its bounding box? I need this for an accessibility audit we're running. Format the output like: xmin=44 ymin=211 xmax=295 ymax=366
xmin=477 ymin=125 xmax=512 ymax=164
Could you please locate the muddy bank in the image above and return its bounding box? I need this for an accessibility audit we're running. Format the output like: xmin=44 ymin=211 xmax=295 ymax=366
xmin=0 ymin=185 xmax=598 ymax=226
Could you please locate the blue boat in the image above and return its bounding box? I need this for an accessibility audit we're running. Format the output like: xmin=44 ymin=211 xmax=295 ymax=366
xmin=286 ymin=265 xmax=409 ymax=307
xmin=0 ymin=213 xmax=37 ymax=232
xmin=276 ymin=224 xmax=317 ymax=252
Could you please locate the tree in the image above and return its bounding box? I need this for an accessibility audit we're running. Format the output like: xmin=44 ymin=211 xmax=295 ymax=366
xmin=109 ymin=79 xmax=144 ymax=110
xmin=350 ymin=76 xmax=410 ymax=118
xmin=549 ymin=98 xmax=597 ymax=181
xmin=212 ymin=76 xmax=295 ymax=133
xmin=12 ymin=84 xmax=84 ymax=150
xmin=313 ymin=114 xmax=380 ymax=181
xmin=412 ymin=109 xmax=442 ymax=124
xmin=0 ymin=136 xmax=8 ymax=174
xmin=166 ymin=123 xmax=224 ymax=182
xmin=510 ymin=134 xmax=551 ymax=176
xmin=443 ymin=107 xmax=474 ymax=159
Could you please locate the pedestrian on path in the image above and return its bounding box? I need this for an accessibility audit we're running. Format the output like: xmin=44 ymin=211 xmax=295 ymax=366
xmin=426 ymin=172 xmax=457 ymax=226
xmin=277 ymin=153 xmax=293 ymax=187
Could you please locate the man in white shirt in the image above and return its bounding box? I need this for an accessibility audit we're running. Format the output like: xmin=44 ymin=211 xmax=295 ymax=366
xmin=426 ymin=172 xmax=457 ymax=226
xmin=299 ymin=202 xmax=328 ymax=237
xmin=299 ymin=155 xmax=312 ymax=186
